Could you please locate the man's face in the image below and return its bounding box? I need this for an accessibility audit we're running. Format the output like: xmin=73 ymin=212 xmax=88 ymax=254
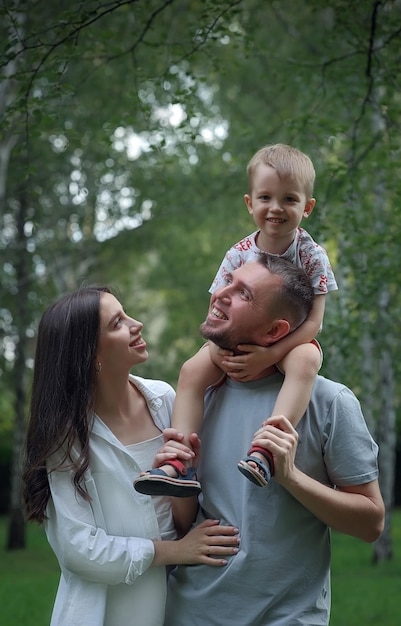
xmin=200 ymin=262 xmax=281 ymax=352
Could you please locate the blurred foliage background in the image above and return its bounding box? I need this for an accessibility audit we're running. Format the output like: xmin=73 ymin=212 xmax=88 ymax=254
xmin=1 ymin=0 xmax=400 ymax=561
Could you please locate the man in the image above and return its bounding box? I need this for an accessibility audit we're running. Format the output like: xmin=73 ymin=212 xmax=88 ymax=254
xmin=165 ymin=254 xmax=384 ymax=626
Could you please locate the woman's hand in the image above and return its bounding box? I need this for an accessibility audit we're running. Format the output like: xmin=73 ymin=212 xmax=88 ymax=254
xmin=177 ymin=519 xmax=240 ymax=566
xmin=153 ymin=519 xmax=240 ymax=568
xmin=152 ymin=428 xmax=201 ymax=470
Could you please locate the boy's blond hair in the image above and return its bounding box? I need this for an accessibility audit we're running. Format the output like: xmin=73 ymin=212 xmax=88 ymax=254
xmin=247 ymin=143 xmax=316 ymax=198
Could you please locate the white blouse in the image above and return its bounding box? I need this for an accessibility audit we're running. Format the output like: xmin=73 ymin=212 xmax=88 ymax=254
xmin=45 ymin=375 xmax=176 ymax=626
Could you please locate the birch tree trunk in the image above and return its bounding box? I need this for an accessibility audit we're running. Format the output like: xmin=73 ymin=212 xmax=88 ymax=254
xmin=370 ymin=84 xmax=396 ymax=560
xmin=2 ymin=3 xmax=28 ymax=549
xmin=7 ymin=185 xmax=30 ymax=550
xmin=373 ymin=293 xmax=396 ymax=562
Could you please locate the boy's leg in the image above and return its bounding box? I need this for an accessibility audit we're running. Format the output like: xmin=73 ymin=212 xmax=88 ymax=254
xmin=238 ymin=446 xmax=274 ymax=487
xmin=238 ymin=341 xmax=322 ymax=486
xmin=134 ymin=344 xmax=223 ymax=497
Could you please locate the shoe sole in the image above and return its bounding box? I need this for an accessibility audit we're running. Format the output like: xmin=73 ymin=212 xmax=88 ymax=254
xmin=237 ymin=460 xmax=268 ymax=487
xmin=134 ymin=474 xmax=201 ymax=497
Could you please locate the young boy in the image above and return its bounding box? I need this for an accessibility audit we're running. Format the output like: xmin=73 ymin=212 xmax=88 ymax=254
xmin=134 ymin=143 xmax=337 ymax=496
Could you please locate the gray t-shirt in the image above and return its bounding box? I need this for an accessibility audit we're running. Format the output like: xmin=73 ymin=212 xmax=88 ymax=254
xmin=165 ymin=373 xmax=379 ymax=626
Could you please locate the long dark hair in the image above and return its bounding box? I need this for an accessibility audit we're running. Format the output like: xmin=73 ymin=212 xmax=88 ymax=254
xmin=22 ymin=286 xmax=112 ymax=523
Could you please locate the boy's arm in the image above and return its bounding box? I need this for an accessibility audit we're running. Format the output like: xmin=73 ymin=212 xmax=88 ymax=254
xmin=221 ymin=294 xmax=326 ymax=381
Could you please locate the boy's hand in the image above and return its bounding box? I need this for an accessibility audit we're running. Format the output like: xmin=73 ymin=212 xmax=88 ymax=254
xmin=221 ymin=344 xmax=278 ymax=381
xmin=208 ymin=341 xmax=233 ymax=368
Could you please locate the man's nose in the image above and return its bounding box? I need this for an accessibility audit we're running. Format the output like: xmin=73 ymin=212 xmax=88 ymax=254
xmin=215 ymin=285 xmax=231 ymax=301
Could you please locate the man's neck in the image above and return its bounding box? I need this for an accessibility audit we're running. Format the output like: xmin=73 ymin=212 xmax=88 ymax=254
xmin=228 ymin=364 xmax=278 ymax=383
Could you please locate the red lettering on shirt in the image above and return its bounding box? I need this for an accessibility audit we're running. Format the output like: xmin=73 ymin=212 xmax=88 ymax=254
xmin=234 ymin=237 xmax=253 ymax=252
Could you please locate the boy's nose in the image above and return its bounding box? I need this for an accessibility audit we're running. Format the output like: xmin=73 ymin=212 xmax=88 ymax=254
xmin=270 ymin=200 xmax=282 ymax=212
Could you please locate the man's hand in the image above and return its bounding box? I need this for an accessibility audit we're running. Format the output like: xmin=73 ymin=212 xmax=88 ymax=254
xmin=251 ymin=415 xmax=299 ymax=483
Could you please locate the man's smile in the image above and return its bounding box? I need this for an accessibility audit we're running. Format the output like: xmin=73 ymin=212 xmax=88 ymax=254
xmin=211 ymin=306 xmax=228 ymax=320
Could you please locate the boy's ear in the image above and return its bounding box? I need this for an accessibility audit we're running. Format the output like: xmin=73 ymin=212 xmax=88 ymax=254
xmin=266 ymin=319 xmax=291 ymax=343
xmin=303 ymin=197 xmax=316 ymax=218
xmin=244 ymin=194 xmax=253 ymax=214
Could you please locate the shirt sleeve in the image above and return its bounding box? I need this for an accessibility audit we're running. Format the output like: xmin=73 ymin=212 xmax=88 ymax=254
xmin=321 ymin=387 xmax=379 ymax=486
xmin=298 ymin=231 xmax=338 ymax=295
xmin=45 ymin=466 xmax=155 ymax=586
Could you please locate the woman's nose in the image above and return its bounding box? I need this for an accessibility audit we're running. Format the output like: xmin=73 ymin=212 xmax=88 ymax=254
xmin=128 ymin=317 xmax=143 ymax=330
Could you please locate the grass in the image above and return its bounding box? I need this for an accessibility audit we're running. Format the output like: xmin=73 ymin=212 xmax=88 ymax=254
xmin=0 ymin=517 xmax=59 ymax=626
xmin=1 ymin=511 xmax=400 ymax=625
xmin=331 ymin=509 xmax=401 ymax=625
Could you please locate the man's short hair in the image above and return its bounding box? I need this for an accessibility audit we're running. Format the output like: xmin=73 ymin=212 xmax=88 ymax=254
xmin=257 ymin=254 xmax=314 ymax=330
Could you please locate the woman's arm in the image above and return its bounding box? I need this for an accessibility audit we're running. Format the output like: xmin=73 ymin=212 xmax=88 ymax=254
xmin=153 ymin=519 xmax=240 ymax=567
xmin=47 ymin=456 xmax=239 ymax=586
xmin=46 ymin=469 xmax=156 ymax=585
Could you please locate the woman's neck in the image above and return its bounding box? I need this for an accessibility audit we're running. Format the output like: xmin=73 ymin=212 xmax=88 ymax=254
xmin=94 ymin=374 xmax=133 ymax=421
xmin=94 ymin=376 xmax=160 ymax=445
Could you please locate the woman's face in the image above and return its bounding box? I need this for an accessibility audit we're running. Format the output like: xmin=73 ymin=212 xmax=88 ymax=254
xmin=95 ymin=292 xmax=148 ymax=374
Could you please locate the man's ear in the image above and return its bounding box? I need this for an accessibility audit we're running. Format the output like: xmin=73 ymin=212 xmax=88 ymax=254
xmin=265 ymin=319 xmax=291 ymax=343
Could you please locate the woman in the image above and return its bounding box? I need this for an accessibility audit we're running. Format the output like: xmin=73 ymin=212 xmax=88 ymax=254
xmin=22 ymin=286 xmax=239 ymax=626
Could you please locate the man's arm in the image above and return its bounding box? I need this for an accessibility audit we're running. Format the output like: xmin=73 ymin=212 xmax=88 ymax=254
xmin=284 ymin=470 xmax=383 ymax=543
xmin=252 ymin=415 xmax=385 ymax=543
